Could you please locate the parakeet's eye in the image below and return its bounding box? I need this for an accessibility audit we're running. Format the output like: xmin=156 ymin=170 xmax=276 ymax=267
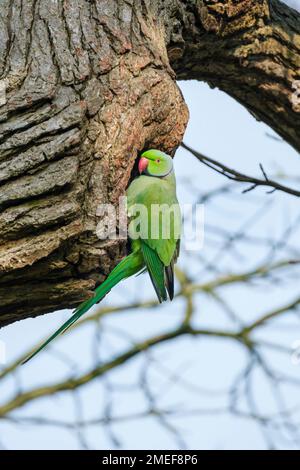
xmin=156 ymin=159 xmax=160 ymax=163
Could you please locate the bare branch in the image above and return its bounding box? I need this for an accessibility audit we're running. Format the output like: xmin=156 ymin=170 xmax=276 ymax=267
xmin=182 ymin=142 xmax=300 ymax=198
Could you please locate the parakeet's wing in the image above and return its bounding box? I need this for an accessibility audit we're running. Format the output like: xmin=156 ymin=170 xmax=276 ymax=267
xmin=141 ymin=240 xmax=167 ymax=302
xmin=127 ymin=175 xmax=181 ymax=300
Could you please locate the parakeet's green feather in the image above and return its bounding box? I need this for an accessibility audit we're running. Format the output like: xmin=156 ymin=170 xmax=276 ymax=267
xmin=22 ymin=251 xmax=144 ymax=364
xmin=141 ymin=241 xmax=167 ymax=303
xmin=23 ymin=149 xmax=181 ymax=364
xmin=165 ymin=261 xmax=174 ymax=300
xmin=127 ymin=172 xmax=180 ymax=266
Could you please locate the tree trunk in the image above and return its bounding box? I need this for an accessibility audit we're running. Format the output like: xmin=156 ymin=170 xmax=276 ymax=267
xmin=0 ymin=0 xmax=298 ymax=327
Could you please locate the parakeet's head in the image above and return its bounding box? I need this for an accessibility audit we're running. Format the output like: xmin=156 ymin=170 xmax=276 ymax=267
xmin=138 ymin=149 xmax=173 ymax=177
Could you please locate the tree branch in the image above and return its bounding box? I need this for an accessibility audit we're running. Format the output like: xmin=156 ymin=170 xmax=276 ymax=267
xmin=182 ymin=142 xmax=300 ymax=197
xmin=169 ymin=0 xmax=300 ymax=152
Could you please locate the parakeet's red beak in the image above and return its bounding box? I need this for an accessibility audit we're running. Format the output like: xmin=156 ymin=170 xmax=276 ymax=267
xmin=138 ymin=157 xmax=149 ymax=174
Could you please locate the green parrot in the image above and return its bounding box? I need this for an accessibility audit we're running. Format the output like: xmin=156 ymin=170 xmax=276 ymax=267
xmin=23 ymin=149 xmax=181 ymax=363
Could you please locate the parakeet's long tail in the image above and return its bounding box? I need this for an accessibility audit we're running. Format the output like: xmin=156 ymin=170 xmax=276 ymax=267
xmin=22 ymin=252 xmax=144 ymax=364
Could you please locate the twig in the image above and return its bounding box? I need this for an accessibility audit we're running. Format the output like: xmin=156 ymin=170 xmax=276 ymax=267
xmin=181 ymin=142 xmax=300 ymax=198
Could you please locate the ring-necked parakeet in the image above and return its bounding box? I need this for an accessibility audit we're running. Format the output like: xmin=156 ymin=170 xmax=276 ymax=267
xmin=23 ymin=149 xmax=181 ymax=363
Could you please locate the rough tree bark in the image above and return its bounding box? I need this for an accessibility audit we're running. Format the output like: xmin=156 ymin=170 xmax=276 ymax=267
xmin=0 ymin=0 xmax=299 ymax=327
